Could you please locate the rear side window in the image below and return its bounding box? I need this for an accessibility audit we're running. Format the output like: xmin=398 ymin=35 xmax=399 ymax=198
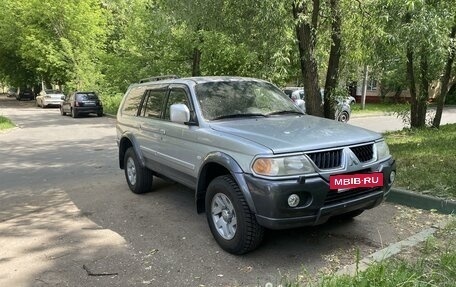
xmin=139 ymin=89 xmax=167 ymax=118
xmin=121 ymin=86 xmax=147 ymax=116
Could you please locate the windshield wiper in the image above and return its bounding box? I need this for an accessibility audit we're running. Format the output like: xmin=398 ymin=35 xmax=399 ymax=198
xmin=212 ymin=113 xmax=268 ymax=120
xmin=267 ymin=110 xmax=304 ymax=116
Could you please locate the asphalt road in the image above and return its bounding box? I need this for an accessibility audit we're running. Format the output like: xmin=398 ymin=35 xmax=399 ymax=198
xmin=349 ymin=106 xmax=456 ymax=133
xmin=0 ymin=96 xmax=448 ymax=287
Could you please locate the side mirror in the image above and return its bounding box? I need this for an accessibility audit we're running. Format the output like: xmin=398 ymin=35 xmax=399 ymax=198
xmin=170 ymin=104 xmax=190 ymax=124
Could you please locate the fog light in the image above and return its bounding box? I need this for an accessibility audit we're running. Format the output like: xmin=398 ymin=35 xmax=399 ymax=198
xmin=288 ymin=194 xmax=300 ymax=207
xmin=390 ymin=171 xmax=396 ymax=184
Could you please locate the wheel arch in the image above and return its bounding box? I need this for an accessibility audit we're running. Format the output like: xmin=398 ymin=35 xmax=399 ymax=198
xmin=118 ymin=134 xmax=146 ymax=169
xmin=196 ymin=152 xmax=257 ymax=214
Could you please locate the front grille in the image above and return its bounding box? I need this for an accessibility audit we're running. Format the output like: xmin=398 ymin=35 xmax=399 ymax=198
xmin=350 ymin=144 xmax=374 ymax=162
xmin=307 ymin=149 xmax=342 ymax=169
xmin=324 ymin=187 xmax=382 ymax=206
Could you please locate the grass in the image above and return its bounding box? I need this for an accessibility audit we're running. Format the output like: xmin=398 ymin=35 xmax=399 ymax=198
xmin=384 ymin=124 xmax=456 ymax=199
xmin=0 ymin=115 xmax=14 ymax=130
xmin=278 ymin=219 xmax=456 ymax=287
xmin=318 ymin=219 xmax=456 ymax=287
xmin=351 ymin=103 xmax=410 ymax=116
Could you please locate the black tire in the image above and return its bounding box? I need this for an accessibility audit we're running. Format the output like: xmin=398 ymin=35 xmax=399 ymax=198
xmin=71 ymin=108 xmax=78 ymax=118
xmin=205 ymin=175 xmax=264 ymax=255
xmin=338 ymin=111 xmax=350 ymax=123
xmin=97 ymin=112 xmax=103 ymax=117
xmin=124 ymin=147 xmax=153 ymax=194
xmin=60 ymin=107 xmax=66 ymax=116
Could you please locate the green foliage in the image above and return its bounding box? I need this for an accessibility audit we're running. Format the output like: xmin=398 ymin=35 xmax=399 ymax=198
xmin=0 ymin=116 xmax=14 ymax=130
xmin=2 ymin=0 xmax=456 ymax=117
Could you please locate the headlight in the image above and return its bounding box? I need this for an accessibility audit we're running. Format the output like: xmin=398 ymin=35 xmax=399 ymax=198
xmin=375 ymin=140 xmax=391 ymax=161
xmin=252 ymin=155 xmax=315 ymax=177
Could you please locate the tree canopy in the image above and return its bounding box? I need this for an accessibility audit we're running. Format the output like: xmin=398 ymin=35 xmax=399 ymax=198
xmin=1 ymin=0 xmax=455 ymax=127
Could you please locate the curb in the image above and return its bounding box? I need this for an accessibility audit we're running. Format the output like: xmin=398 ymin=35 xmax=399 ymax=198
xmin=387 ymin=188 xmax=456 ymax=215
xmin=335 ymin=226 xmax=438 ymax=276
xmin=104 ymin=113 xmax=116 ymax=119
xmin=335 ymin=218 xmax=450 ymax=276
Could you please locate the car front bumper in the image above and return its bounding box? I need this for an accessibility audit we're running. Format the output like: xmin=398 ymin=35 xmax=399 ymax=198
xmin=243 ymin=158 xmax=396 ymax=229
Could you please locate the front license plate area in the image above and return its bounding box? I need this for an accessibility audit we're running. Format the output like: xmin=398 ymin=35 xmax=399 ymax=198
xmin=330 ymin=172 xmax=383 ymax=190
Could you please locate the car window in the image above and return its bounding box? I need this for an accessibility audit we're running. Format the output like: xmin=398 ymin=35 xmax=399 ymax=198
xmin=163 ymin=88 xmax=189 ymax=120
xmin=76 ymin=93 xmax=98 ymax=101
xmin=139 ymin=89 xmax=167 ymax=119
xmin=122 ymin=86 xmax=147 ymax=116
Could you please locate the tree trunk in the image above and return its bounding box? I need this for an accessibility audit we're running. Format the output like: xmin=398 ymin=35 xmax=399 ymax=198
xmin=361 ymin=65 xmax=368 ymax=109
xmin=417 ymin=47 xmax=429 ymax=127
xmin=433 ymin=23 xmax=456 ymax=128
xmin=323 ymin=0 xmax=342 ymax=120
xmin=192 ymin=47 xmax=201 ymax=76
xmin=292 ymin=1 xmax=323 ymax=117
xmin=406 ymin=45 xmax=419 ymax=128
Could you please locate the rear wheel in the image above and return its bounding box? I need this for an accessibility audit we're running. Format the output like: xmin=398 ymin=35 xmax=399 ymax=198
xmin=124 ymin=147 xmax=153 ymax=194
xmin=205 ymin=175 xmax=264 ymax=254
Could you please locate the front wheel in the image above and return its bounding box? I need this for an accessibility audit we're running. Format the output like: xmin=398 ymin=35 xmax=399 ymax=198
xmin=60 ymin=107 xmax=66 ymax=116
xmin=338 ymin=111 xmax=350 ymax=123
xmin=206 ymin=175 xmax=264 ymax=255
xmin=124 ymin=147 xmax=153 ymax=194
xmin=71 ymin=108 xmax=78 ymax=118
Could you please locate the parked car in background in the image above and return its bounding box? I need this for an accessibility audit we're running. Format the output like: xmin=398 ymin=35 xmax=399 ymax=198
xmin=60 ymin=91 xmax=103 ymax=118
xmin=16 ymin=89 xmax=35 ymax=101
xmin=36 ymin=89 xmax=65 ymax=108
xmin=346 ymin=96 xmax=356 ymax=105
xmin=116 ymin=76 xmax=396 ymax=254
xmin=7 ymin=88 xmax=18 ymax=98
xmin=282 ymin=87 xmax=352 ymax=123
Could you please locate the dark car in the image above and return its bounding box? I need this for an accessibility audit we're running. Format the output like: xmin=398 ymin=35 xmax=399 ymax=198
xmin=16 ymin=89 xmax=35 ymax=101
xmin=60 ymin=91 xmax=103 ymax=118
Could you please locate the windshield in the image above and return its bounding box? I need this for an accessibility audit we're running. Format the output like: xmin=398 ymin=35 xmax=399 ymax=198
xmin=195 ymin=80 xmax=303 ymax=121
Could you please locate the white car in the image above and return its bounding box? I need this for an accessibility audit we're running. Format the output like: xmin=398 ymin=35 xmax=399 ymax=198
xmin=282 ymin=87 xmax=352 ymax=122
xmin=36 ymin=89 xmax=65 ymax=108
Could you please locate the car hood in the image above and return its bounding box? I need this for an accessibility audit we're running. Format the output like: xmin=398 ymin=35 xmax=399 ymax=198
xmin=209 ymin=115 xmax=381 ymax=154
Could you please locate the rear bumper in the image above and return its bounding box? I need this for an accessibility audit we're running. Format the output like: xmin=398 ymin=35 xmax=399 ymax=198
xmin=74 ymin=106 xmax=103 ymax=114
xmin=43 ymin=100 xmax=63 ymax=107
xmin=244 ymin=158 xmax=396 ymax=229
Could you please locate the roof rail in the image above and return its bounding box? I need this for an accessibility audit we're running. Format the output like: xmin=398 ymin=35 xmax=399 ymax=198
xmin=139 ymin=75 xmax=179 ymax=83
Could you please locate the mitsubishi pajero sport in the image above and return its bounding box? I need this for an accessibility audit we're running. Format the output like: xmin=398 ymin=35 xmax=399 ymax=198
xmin=116 ymin=76 xmax=396 ymax=254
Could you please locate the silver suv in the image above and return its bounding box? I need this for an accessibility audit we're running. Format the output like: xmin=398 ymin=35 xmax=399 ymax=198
xmin=116 ymin=76 xmax=396 ymax=254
